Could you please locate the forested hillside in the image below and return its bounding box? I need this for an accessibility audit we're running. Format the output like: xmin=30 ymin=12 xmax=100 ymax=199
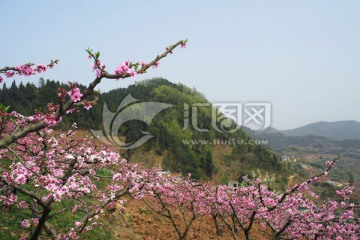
xmin=0 ymin=78 xmax=287 ymax=185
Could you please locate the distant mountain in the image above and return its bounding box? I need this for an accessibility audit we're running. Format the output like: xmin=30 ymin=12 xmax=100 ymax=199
xmin=281 ymin=121 xmax=360 ymax=140
xmin=244 ymin=120 xmax=360 ymax=150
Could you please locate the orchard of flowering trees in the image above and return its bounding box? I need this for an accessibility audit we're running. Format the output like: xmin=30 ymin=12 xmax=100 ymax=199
xmin=0 ymin=40 xmax=359 ymax=240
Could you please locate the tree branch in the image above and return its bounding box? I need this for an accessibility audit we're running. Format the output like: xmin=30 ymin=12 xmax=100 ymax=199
xmin=0 ymin=40 xmax=184 ymax=149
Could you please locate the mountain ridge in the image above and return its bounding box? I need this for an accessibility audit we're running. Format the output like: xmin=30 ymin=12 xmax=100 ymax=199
xmin=278 ymin=120 xmax=360 ymax=140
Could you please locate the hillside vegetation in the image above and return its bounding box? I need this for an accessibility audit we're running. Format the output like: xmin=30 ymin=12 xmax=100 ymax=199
xmin=0 ymin=78 xmax=288 ymax=186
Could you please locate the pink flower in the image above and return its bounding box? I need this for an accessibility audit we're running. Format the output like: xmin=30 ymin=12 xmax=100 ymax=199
xmin=66 ymin=108 xmax=76 ymax=114
xmin=67 ymin=88 xmax=83 ymax=102
xmin=152 ymin=61 xmax=160 ymax=69
xmin=16 ymin=65 xmax=35 ymax=76
xmin=5 ymin=71 xmax=15 ymax=78
xmin=181 ymin=42 xmax=187 ymax=48
xmin=95 ymin=69 xmax=101 ymax=77
xmin=113 ymin=173 xmax=122 ymax=181
xmin=75 ymin=221 xmax=82 ymax=227
xmin=45 ymin=116 xmax=62 ymax=127
xmin=68 ymin=228 xmax=77 ymax=239
xmin=36 ymin=64 xmax=47 ymax=73
xmin=139 ymin=61 xmax=147 ymax=67
xmin=32 ymin=218 xmax=39 ymax=225
xmin=84 ymin=102 xmax=92 ymax=110
xmin=15 ymin=174 xmax=27 ymax=185
xmin=84 ymin=226 xmax=93 ymax=231
xmin=21 ymin=219 xmax=31 ymax=228
xmin=131 ymin=71 xmax=137 ymax=79
xmin=115 ymin=62 xmax=130 ymax=75
xmin=0 ymin=76 xmax=3 ymax=83
xmin=9 ymin=194 xmax=17 ymax=204
xmin=17 ymin=201 xmax=28 ymax=209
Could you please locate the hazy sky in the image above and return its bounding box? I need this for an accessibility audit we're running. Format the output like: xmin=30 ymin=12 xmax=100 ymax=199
xmin=1 ymin=1 xmax=359 ymax=130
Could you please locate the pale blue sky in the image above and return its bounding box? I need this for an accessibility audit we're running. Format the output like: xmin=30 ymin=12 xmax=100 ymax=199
xmin=1 ymin=1 xmax=360 ymax=130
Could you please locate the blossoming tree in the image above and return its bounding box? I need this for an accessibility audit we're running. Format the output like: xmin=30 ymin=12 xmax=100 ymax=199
xmin=0 ymin=39 xmax=359 ymax=240
xmin=206 ymin=159 xmax=359 ymax=239
xmin=0 ymin=40 xmax=187 ymax=239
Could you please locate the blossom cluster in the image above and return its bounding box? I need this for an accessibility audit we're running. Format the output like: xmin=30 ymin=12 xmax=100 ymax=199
xmin=0 ymin=113 xmax=359 ymax=239
xmin=0 ymin=118 xmax=144 ymax=239
xmin=133 ymin=162 xmax=359 ymax=240
xmin=0 ymin=61 xmax=58 ymax=83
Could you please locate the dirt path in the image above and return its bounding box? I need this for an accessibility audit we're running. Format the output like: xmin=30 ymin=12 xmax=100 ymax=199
xmin=287 ymin=174 xmax=297 ymax=188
